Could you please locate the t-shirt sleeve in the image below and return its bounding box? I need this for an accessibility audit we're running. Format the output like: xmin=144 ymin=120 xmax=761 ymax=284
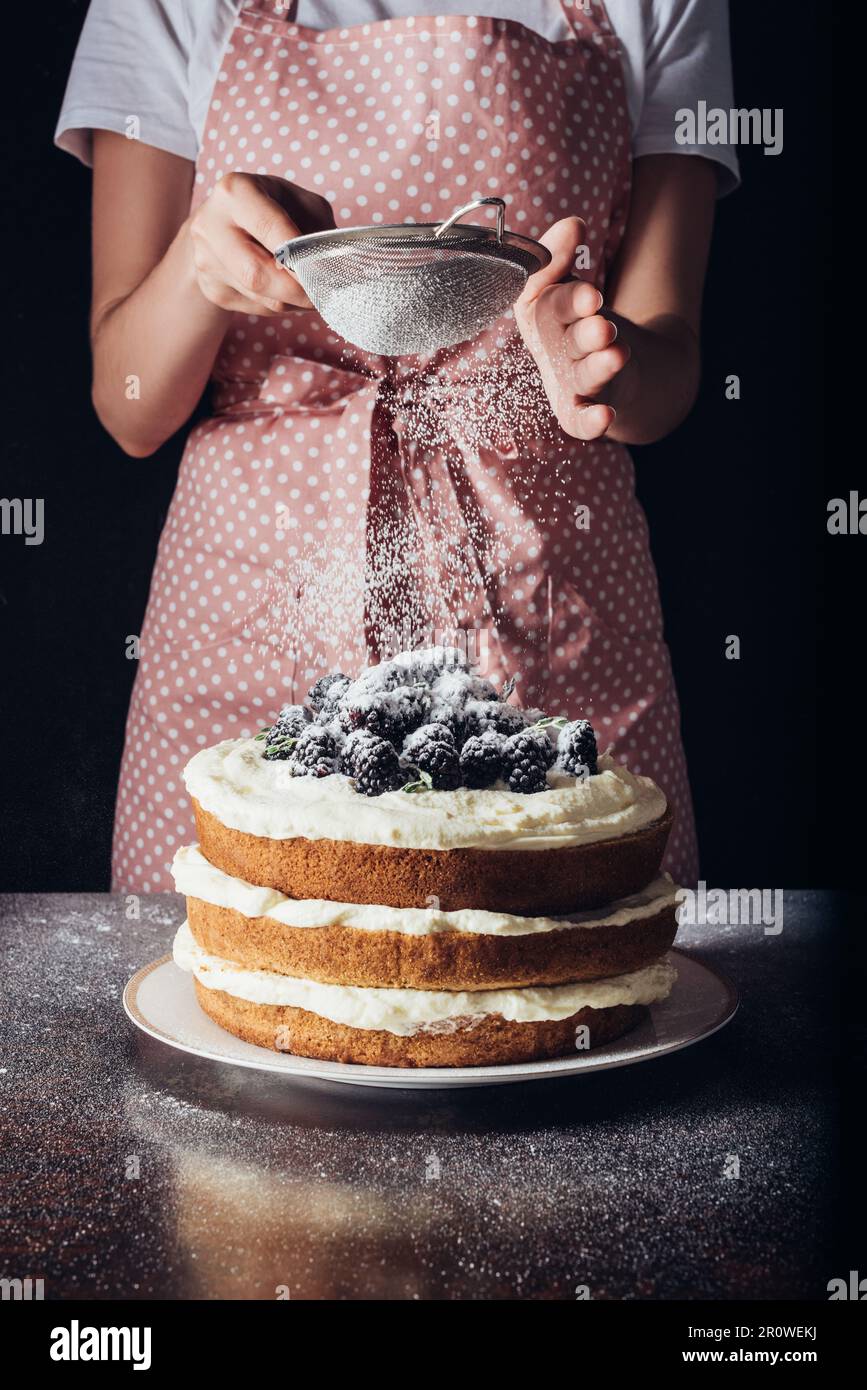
xmin=55 ymin=0 xmax=197 ymax=167
xmin=637 ymin=0 xmax=740 ymax=196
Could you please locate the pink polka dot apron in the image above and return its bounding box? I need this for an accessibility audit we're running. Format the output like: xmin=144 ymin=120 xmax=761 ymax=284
xmin=112 ymin=0 xmax=699 ymax=891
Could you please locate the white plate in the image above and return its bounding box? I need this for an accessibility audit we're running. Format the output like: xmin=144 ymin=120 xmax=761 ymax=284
xmin=122 ymin=949 xmax=738 ymax=1090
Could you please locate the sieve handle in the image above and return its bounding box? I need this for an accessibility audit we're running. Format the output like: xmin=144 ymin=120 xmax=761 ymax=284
xmin=435 ymin=197 xmax=506 ymax=242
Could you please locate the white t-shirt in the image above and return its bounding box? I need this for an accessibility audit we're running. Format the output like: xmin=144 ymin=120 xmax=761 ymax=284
xmin=55 ymin=0 xmax=739 ymax=193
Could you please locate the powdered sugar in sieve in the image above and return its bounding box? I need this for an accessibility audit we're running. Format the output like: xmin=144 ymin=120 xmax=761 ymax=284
xmin=274 ymin=197 xmax=550 ymax=357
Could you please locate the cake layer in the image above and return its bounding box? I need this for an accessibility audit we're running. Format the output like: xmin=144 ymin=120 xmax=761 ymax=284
xmin=192 ymin=799 xmax=673 ymax=913
xmin=173 ymin=844 xmax=678 ymax=935
xmin=173 ymin=920 xmax=676 ymax=1032
xmin=184 ymin=739 xmax=667 ymax=851
xmin=193 ymin=981 xmax=646 ymax=1067
xmin=177 ymin=848 xmax=680 ymax=988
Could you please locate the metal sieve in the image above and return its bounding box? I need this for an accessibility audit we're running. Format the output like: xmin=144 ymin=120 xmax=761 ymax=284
xmin=273 ymin=197 xmax=550 ymax=357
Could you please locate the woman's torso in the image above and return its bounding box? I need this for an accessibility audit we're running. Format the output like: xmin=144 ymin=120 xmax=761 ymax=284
xmin=111 ymin=0 xmax=700 ymax=890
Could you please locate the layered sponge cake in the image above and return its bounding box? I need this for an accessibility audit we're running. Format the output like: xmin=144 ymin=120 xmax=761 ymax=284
xmin=186 ymin=739 xmax=672 ymax=915
xmin=171 ymin=647 xmax=679 ymax=1067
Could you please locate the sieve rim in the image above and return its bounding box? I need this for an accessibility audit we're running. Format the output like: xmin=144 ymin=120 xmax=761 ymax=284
xmin=274 ymin=221 xmax=550 ymax=272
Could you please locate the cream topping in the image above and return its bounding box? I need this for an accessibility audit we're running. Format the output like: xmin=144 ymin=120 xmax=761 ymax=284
xmin=172 ymin=844 xmax=678 ymax=937
xmin=173 ymin=921 xmax=675 ymax=1036
xmin=183 ymin=738 xmax=667 ymax=851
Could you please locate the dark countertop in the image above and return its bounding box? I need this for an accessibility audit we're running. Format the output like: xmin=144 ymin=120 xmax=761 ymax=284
xmin=0 ymin=891 xmax=845 ymax=1301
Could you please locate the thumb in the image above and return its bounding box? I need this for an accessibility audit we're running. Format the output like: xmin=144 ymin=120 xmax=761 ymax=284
xmin=518 ymin=216 xmax=585 ymax=306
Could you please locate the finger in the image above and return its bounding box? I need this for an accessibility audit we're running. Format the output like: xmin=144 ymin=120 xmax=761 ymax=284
xmin=565 ymin=313 xmax=618 ymax=359
xmin=517 ymin=215 xmax=586 ymax=303
xmin=222 ymin=282 xmax=290 ymax=314
xmin=574 ymin=343 xmax=631 ymax=396
xmin=196 ymin=243 xmax=310 ymax=313
xmin=543 ymin=279 xmax=604 ymax=325
xmin=200 ymin=223 xmax=311 ymax=306
xmin=256 ymin=175 xmax=337 ymax=237
xmin=569 ymin=402 xmax=616 ymax=441
xmin=196 ymin=269 xmax=287 ymax=315
xmin=225 ymin=270 xmax=311 ymax=313
xmin=218 ymin=170 xmax=305 ymax=252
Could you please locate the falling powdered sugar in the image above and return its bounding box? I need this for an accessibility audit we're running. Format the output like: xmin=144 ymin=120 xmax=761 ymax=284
xmin=231 ymin=337 xmax=582 ymax=689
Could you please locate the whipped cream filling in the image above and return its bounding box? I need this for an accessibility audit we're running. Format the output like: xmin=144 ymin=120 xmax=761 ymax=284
xmin=173 ymin=921 xmax=676 ymax=1035
xmin=172 ymin=844 xmax=678 ymax=937
xmin=183 ymin=739 xmax=667 ymax=851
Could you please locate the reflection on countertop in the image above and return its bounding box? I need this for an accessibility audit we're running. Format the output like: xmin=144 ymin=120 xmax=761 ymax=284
xmin=0 ymin=890 xmax=846 ymax=1299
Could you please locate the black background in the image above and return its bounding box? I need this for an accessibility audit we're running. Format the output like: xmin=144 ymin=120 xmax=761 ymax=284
xmin=0 ymin=2 xmax=843 ymax=891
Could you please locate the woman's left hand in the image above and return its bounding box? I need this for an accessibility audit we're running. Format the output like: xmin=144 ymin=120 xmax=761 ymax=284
xmin=514 ymin=216 xmax=630 ymax=440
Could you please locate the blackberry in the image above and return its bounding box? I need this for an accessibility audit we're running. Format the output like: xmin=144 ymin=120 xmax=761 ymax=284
xmin=393 ymin=647 xmax=469 ymax=685
xmin=353 ymin=736 xmax=403 ymax=797
xmin=340 ymin=729 xmax=379 ymax=778
xmin=288 ymin=726 xmax=338 ymax=778
xmin=345 ymin=663 xmax=406 ymax=699
xmin=314 ymin=687 xmax=350 ymax=727
xmin=263 ymin=703 xmax=311 ymax=759
xmin=463 ymin=675 xmax=499 ymax=701
xmin=308 ymin=672 xmax=350 ymax=713
xmin=523 ymin=707 xmax=547 ymax=727
xmin=269 ymin=702 xmax=310 ymax=738
xmin=463 ymin=699 xmax=526 ymax=741
xmin=427 ymin=701 xmax=467 ymax=746
xmin=502 ymin=730 xmax=549 ymax=794
xmin=403 ymin=723 xmax=454 ymax=756
xmin=403 ymin=725 xmax=461 ymax=790
xmin=397 ymin=684 xmax=433 ymax=734
xmin=523 ymin=724 xmax=558 ymax=769
xmin=557 ymin=719 xmax=598 ymax=777
xmin=459 ymin=731 xmax=506 ymax=788
xmin=429 ymin=670 xmax=473 ymax=704
xmin=318 ymin=680 xmax=352 ymax=724
xmin=338 ymin=684 xmax=430 ymax=744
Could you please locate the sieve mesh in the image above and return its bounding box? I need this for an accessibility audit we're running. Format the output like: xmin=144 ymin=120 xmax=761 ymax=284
xmin=274 ymin=199 xmax=549 ymax=357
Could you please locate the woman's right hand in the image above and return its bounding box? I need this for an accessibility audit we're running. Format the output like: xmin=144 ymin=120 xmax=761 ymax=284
xmin=189 ymin=172 xmax=335 ymax=315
